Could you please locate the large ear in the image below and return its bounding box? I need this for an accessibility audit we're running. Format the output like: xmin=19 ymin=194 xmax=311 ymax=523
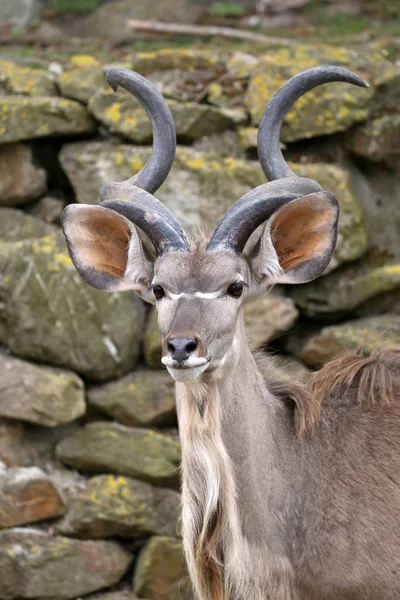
xmin=250 ymin=191 xmax=339 ymax=286
xmin=62 ymin=204 xmax=153 ymax=300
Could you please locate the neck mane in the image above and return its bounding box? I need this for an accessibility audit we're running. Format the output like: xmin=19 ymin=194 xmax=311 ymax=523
xmin=175 ymin=314 xmax=296 ymax=600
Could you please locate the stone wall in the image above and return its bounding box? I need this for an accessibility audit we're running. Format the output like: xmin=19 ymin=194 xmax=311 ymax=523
xmin=0 ymin=42 xmax=399 ymax=600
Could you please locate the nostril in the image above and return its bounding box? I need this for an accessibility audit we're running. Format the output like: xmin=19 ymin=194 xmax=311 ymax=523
xmin=185 ymin=339 xmax=198 ymax=354
xmin=167 ymin=337 xmax=199 ymax=362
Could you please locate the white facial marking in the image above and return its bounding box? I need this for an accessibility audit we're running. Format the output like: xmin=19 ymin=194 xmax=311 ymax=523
xmin=166 ymin=363 xmax=209 ymax=382
xmin=168 ymin=291 xmax=221 ymax=300
xmin=162 ymin=356 xmax=208 ymax=368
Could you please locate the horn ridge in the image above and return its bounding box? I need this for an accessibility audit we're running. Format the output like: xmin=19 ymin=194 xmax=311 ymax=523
xmin=257 ymin=65 xmax=368 ymax=182
xmin=106 ymin=67 xmax=176 ymax=194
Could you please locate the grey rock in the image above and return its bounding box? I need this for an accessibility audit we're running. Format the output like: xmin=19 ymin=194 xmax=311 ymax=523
xmin=0 ymin=528 xmax=132 ymax=599
xmin=0 ymin=354 xmax=85 ymax=426
xmin=0 ymin=208 xmax=55 ymax=243
xmin=0 ymin=96 xmax=95 ymax=143
xmin=56 ymin=421 xmax=180 ymax=487
xmin=0 ymin=466 xmax=65 ymax=528
xmin=0 ymin=232 xmax=145 ymax=381
xmin=133 ymin=536 xmax=193 ymax=600
xmin=56 ymin=474 xmax=180 ymax=539
xmin=0 ymin=144 xmax=46 ymax=207
xmin=88 ymin=369 xmax=176 ymax=427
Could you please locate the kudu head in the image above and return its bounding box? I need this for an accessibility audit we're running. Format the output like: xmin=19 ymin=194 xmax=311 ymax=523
xmin=62 ymin=66 xmax=367 ymax=383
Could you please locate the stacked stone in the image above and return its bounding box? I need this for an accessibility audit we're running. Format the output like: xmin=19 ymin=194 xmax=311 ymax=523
xmin=0 ymin=43 xmax=400 ymax=599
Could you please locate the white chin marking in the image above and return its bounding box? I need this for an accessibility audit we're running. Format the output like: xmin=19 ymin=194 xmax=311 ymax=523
xmin=166 ymin=363 xmax=209 ymax=382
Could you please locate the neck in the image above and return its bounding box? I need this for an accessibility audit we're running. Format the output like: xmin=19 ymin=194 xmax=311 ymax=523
xmin=175 ymin=315 xmax=296 ymax=600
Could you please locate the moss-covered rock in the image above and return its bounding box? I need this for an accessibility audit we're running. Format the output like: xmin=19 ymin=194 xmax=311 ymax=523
xmin=131 ymin=48 xmax=224 ymax=75
xmin=30 ymin=196 xmax=65 ymax=226
xmin=0 ymin=354 xmax=85 ymax=426
xmin=0 ymin=233 xmax=145 ymax=380
xmin=56 ymin=422 xmax=180 ymax=487
xmin=345 ymin=115 xmax=400 ymax=167
xmin=298 ymin=315 xmax=400 ymax=367
xmin=244 ymin=43 xmax=391 ymax=139
xmin=0 ymin=528 xmax=132 ymax=599
xmin=58 ymin=64 xmax=105 ymax=104
xmin=289 ymin=259 xmax=400 ymax=319
xmin=133 ymin=537 xmax=193 ymax=600
xmin=0 ymin=96 xmax=95 ymax=143
xmin=0 ymin=208 xmax=55 ymax=242
xmin=244 ymin=289 xmax=299 ymax=349
xmin=56 ymin=474 xmax=180 ymax=539
xmin=0 ymin=144 xmax=46 ymax=207
xmin=60 ymin=143 xmax=366 ymax=270
xmin=0 ymin=60 xmax=57 ymax=97
xmin=88 ymin=88 xmax=246 ymax=142
xmin=88 ymin=369 xmax=176 ymax=427
xmin=0 ymin=466 xmax=66 ymax=528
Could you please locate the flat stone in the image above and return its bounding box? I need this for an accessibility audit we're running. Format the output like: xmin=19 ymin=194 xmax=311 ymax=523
xmin=244 ymin=289 xmax=299 ymax=349
xmin=0 ymin=233 xmax=145 ymax=381
xmin=0 ymin=60 xmax=57 ymax=97
xmin=0 ymin=418 xmax=81 ymax=469
xmin=131 ymin=48 xmax=224 ymax=75
xmin=88 ymin=89 xmax=246 ymax=142
xmin=0 ymin=144 xmax=46 ymax=207
xmin=0 ymin=466 xmax=65 ymax=528
xmin=29 ymin=196 xmax=65 ymax=226
xmin=0 ymin=528 xmax=132 ymax=599
xmin=245 ymin=43 xmax=391 ymax=139
xmin=0 ymin=208 xmax=55 ymax=242
xmin=56 ymin=422 xmax=180 ymax=487
xmin=56 ymin=474 xmax=180 ymax=539
xmin=289 ymin=258 xmax=400 ymax=319
xmin=345 ymin=115 xmax=400 ymax=167
xmin=59 ymin=143 xmax=367 ymax=271
xmin=0 ymin=354 xmax=85 ymax=426
xmin=299 ymin=315 xmax=400 ymax=368
xmin=0 ymin=96 xmax=95 ymax=143
xmin=58 ymin=63 xmax=105 ymax=104
xmin=88 ymin=369 xmax=176 ymax=427
xmin=133 ymin=536 xmax=193 ymax=600
xmin=143 ymin=308 xmax=162 ymax=369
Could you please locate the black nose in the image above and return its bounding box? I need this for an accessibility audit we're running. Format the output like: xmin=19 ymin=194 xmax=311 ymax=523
xmin=167 ymin=337 xmax=198 ymax=363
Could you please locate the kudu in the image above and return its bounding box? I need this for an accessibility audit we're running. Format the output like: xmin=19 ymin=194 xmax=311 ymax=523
xmin=62 ymin=65 xmax=400 ymax=600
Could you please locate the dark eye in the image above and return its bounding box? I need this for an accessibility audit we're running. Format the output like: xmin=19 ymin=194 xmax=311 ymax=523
xmin=227 ymin=281 xmax=244 ymax=298
xmin=153 ymin=285 xmax=165 ymax=300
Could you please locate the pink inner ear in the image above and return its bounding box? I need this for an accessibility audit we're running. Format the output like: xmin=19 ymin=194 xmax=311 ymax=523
xmin=270 ymin=196 xmax=337 ymax=272
xmin=64 ymin=206 xmax=132 ymax=279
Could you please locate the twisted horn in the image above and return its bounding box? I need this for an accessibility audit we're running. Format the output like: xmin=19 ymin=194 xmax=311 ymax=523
xmin=258 ymin=65 xmax=368 ymax=181
xmin=207 ymin=66 xmax=368 ymax=253
xmin=100 ymin=68 xmax=189 ymax=254
xmin=106 ymin=67 xmax=176 ymax=194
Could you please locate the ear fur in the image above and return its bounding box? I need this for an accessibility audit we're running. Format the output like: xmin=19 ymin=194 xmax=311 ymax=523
xmin=62 ymin=204 xmax=152 ymax=298
xmin=250 ymin=191 xmax=339 ymax=286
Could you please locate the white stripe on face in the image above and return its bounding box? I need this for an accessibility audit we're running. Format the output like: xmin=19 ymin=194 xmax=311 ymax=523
xmin=168 ymin=291 xmax=221 ymax=300
xmin=154 ymin=273 xmax=245 ymax=300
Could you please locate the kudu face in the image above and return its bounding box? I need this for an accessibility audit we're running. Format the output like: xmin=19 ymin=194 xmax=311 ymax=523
xmin=152 ymin=248 xmax=249 ymax=381
xmin=61 ymin=66 xmax=367 ymax=384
